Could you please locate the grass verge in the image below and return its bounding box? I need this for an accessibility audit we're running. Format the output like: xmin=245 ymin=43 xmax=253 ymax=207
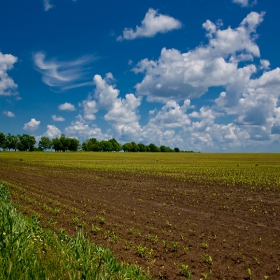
xmin=0 ymin=182 xmax=151 ymax=280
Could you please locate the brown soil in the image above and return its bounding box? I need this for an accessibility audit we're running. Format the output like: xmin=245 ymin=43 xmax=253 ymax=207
xmin=0 ymin=160 xmax=279 ymax=279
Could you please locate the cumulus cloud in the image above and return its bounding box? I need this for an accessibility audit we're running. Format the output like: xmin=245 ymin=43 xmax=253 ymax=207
xmin=23 ymin=118 xmax=40 ymax=132
xmin=128 ymin=11 xmax=280 ymax=151
xmin=232 ymin=0 xmax=257 ymax=7
xmin=147 ymin=100 xmax=192 ymax=129
xmin=94 ymin=74 xmax=142 ymax=139
xmin=44 ymin=125 xmax=61 ymax=138
xmin=79 ymin=73 xmax=142 ymax=140
xmin=80 ymin=99 xmax=98 ymax=120
xmin=133 ymin=12 xmax=264 ymax=102
xmin=57 ymin=12 xmax=279 ymax=152
xmin=93 ymin=73 xmax=119 ymax=109
xmin=33 ymin=52 xmax=95 ymax=91
xmin=117 ymin=8 xmax=182 ymax=41
xmin=51 ymin=115 xmax=65 ymax=121
xmin=260 ymin=59 xmax=270 ymax=70
xmin=3 ymin=111 xmax=15 ymax=117
xmin=0 ymin=52 xmax=18 ymax=96
xmin=58 ymin=102 xmax=76 ymax=111
xmin=65 ymin=115 xmax=111 ymax=140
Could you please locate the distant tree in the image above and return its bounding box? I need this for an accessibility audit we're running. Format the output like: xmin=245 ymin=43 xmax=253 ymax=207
xmin=99 ymin=140 xmax=113 ymax=152
xmin=52 ymin=137 xmax=63 ymax=152
xmin=148 ymin=143 xmax=160 ymax=152
xmin=160 ymin=145 xmax=173 ymax=152
xmin=122 ymin=142 xmax=132 ymax=152
xmin=59 ymin=134 xmax=70 ymax=152
xmin=89 ymin=138 xmax=101 ymax=151
xmin=82 ymin=139 xmax=90 ymax=151
xmin=5 ymin=133 xmax=18 ymax=151
xmin=160 ymin=145 xmax=167 ymax=152
xmin=82 ymin=138 xmax=101 ymax=151
xmin=39 ymin=136 xmax=53 ymax=151
xmin=174 ymin=147 xmax=180 ymax=152
xmin=0 ymin=132 xmax=5 ymax=150
xmin=108 ymin=138 xmax=121 ymax=152
xmin=68 ymin=138 xmax=80 ymax=151
xmin=138 ymin=143 xmax=147 ymax=152
xmin=130 ymin=142 xmax=139 ymax=152
xmin=17 ymin=134 xmax=36 ymax=151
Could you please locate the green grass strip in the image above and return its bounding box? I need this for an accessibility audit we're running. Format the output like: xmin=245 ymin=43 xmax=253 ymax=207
xmin=0 ymin=183 xmax=151 ymax=280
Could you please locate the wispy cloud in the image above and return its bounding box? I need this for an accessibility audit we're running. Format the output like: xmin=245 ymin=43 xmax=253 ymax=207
xmin=43 ymin=0 xmax=53 ymax=11
xmin=52 ymin=115 xmax=65 ymax=121
xmin=117 ymin=8 xmax=182 ymax=41
xmin=33 ymin=52 xmax=97 ymax=91
xmin=232 ymin=0 xmax=257 ymax=7
xmin=3 ymin=111 xmax=15 ymax=117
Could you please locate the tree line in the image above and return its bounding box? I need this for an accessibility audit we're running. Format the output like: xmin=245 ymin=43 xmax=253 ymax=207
xmin=0 ymin=132 xmax=194 ymax=153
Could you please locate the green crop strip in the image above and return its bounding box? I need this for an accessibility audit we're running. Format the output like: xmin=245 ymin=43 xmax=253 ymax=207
xmin=0 ymin=183 xmax=151 ymax=280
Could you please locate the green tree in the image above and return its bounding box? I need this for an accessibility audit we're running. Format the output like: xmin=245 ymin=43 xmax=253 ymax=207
xmin=174 ymin=147 xmax=180 ymax=152
xmin=0 ymin=133 xmax=5 ymax=150
xmin=99 ymin=140 xmax=113 ymax=152
xmin=68 ymin=138 xmax=80 ymax=151
xmin=17 ymin=134 xmax=36 ymax=151
xmin=5 ymin=133 xmax=18 ymax=151
xmin=130 ymin=142 xmax=139 ymax=152
xmin=108 ymin=138 xmax=121 ymax=152
xmin=160 ymin=145 xmax=173 ymax=152
xmin=52 ymin=138 xmax=63 ymax=152
xmin=138 ymin=143 xmax=147 ymax=152
xmin=122 ymin=142 xmax=132 ymax=152
xmin=60 ymin=134 xmax=70 ymax=152
xmin=148 ymin=143 xmax=160 ymax=152
xmin=82 ymin=138 xmax=101 ymax=151
xmin=39 ymin=136 xmax=53 ymax=151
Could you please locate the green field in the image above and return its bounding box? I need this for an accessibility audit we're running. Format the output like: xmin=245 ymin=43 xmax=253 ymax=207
xmin=0 ymin=152 xmax=280 ymax=279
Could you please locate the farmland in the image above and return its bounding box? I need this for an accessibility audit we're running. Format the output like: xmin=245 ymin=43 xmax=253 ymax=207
xmin=0 ymin=152 xmax=280 ymax=279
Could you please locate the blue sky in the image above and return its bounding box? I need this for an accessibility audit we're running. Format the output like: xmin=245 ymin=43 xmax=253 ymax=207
xmin=1 ymin=0 xmax=280 ymax=151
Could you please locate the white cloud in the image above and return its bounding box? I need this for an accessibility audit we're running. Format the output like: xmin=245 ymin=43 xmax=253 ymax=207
xmin=0 ymin=52 xmax=18 ymax=96
xmin=80 ymin=99 xmax=98 ymax=120
xmin=3 ymin=111 xmax=15 ymax=117
xmin=97 ymin=74 xmax=142 ymax=138
xmin=43 ymin=0 xmax=53 ymax=11
xmin=58 ymin=102 xmax=76 ymax=111
xmin=44 ymin=125 xmax=61 ymax=138
xmin=93 ymin=73 xmax=119 ymax=109
xmin=65 ymin=115 xmax=111 ymax=140
xmin=104 ymin=93 xmax=142 ymax=138
xmin=42 ymin=11 xmax=279 ymax=152
xmin=33 ymin=52 xmax=96 ymax=91
xmin=51 ymin=115 xmax=65 ymax=121
xmin=23 ymin=118 xmax=40 ymax=132
xmin=260 ymin=59 xmax=270 ymax=70
xmin=133 ymin=12 xmax=264 ymax=102
xmin=232 ymin=0 xmax=257 ymax=7
xmin=147 ymin=100 xmax=192 ymax=129
xmin=117 ymin=8 xmax=182 ymax=41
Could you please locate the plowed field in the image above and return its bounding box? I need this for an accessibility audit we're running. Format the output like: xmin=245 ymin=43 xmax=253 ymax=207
xmin=0 ymin=152 xmax=279 ymax=279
